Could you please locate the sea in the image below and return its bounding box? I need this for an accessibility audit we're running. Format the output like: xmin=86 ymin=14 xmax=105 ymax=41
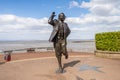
xmin=0 ymin=40 xmax=96 ymax=54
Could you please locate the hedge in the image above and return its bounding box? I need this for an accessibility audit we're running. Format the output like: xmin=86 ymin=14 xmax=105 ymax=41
xmin=95 ymin=31 xmax=120 ymax=52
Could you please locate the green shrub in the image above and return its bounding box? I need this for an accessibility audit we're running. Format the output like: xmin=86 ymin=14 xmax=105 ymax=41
xmin=95 ymin=31 xmax=120 ymax=51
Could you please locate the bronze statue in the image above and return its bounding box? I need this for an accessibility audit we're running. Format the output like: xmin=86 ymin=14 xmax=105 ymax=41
xmin=48 ymin=12 xmax=71 ymax=73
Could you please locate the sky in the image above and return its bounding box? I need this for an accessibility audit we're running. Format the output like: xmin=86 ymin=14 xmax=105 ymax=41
xmin=0 ymin=0 xmax=120 ymax=41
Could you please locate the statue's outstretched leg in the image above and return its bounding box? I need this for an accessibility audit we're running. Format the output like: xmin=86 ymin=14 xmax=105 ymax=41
xmin=56 ymin=55 xmax=63 ymax=73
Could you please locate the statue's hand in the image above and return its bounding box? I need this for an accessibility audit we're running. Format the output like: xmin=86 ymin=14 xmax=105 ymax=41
xmin=52 ymin=12 xmax=56 ymax=17
xmin=52 ymin=12 xmax=55 ymax=14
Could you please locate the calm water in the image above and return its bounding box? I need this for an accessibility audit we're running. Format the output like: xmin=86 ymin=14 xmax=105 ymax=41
xmin=0 ymin=40 xmax=96 ymax=53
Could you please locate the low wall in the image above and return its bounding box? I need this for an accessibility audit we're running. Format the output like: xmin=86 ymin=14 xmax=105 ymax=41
xmin=94 ymin=50 xmax=120 ymax=59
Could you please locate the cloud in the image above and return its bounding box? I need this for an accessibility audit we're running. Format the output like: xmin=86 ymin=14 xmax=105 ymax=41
xmin=0 ymin=14 xmax=50 ymax=32
xmin=66 ymin=15 xmax=120 ymax=27
xmin=80 ymin=0 xmax=120 ymax=16
xmin=69 ymin=1 xmax=80 ymax=8
xmin=0 ymin=12 xmax=120 ymax=40
xmin=1 ymin=0 xmax=120 ymax=40
xmin=67 ymin=15 xmax=120 ymax=34
xmin=0 ymin=14 xmax=52 ymax=40
xmin=69 ymin=0 xmax=120 ymax=16
xmin=67 ymin=0 xmax=120 ymax=39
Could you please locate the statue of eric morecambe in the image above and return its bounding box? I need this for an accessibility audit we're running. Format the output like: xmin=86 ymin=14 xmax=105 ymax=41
xmin=48 ymin=12 xmax=71 ymax=73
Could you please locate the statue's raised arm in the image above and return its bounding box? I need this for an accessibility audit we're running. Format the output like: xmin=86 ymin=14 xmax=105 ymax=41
xmin=48 ymin=12 xmax=56 ymax=26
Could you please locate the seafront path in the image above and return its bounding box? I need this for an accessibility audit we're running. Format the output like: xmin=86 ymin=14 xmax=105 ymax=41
xmin=0 ymin=52 xmax=120 ymax=80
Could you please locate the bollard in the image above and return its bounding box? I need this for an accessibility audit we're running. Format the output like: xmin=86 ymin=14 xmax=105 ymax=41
xmin=4 ymin=51 xmax=12 ymax=62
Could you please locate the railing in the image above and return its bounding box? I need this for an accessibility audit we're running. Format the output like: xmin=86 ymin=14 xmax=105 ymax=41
xmin=2 ymin=47 xmax=54 ymax=54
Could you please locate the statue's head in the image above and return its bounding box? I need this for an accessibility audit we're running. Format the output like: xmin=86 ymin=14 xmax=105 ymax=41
xmin=58 ymin=13 xmax=66 ymax=22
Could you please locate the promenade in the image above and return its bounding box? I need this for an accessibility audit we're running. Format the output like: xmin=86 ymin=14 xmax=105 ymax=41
xmin=0 ymin=52 xmax=120 ymax=80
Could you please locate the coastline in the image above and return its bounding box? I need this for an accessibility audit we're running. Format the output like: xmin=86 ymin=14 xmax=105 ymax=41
xmin=0 ymin=40 xmax=95 ymax=53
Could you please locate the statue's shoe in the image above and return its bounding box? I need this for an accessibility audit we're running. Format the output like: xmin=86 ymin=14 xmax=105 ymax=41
xmin=65 ymin=55 xmax=68 ymax=59
xmin=56 ymin=68 xmax=65 ymax=73
xmin=63 ymin=53 xmax=68 ymax=59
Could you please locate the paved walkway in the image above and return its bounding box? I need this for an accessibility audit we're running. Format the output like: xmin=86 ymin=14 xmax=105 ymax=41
xmin=0 ymin=55 xmax=120 ymax=80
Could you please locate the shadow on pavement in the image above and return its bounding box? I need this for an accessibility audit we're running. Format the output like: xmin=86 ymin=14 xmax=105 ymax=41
xmin=63 ymin=60 xmax=80 ymax=69
xmin=0 ymin=62 xmax=5 ymax=65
